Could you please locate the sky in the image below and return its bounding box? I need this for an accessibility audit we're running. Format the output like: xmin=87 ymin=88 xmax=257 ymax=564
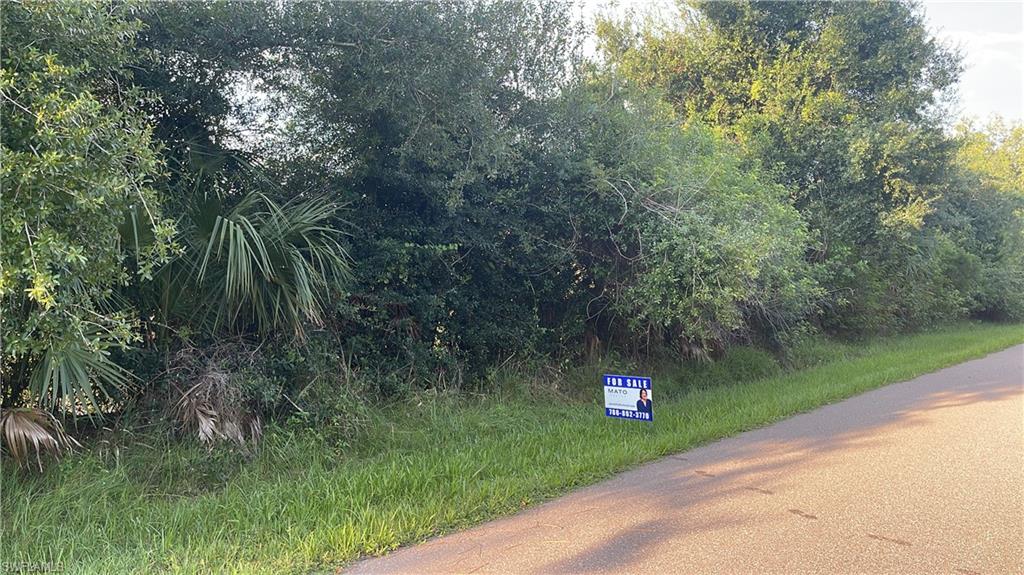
xmin=924 ymin=1 xmax=1023 ymax=123
xmin=580 ymin=0 xmax=1024 ymax=124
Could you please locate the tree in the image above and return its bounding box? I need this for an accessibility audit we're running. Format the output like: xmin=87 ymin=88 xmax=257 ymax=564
xmin=937 ymin=119 xmax=1024 ymax=320
xmin=600 ymin=0 xmax=969 ymax=333
xmin=273 ymin=0 xmax=588 ymax=377
xmin=956 ymin=119 xmax=1024 ymax=197
xmin=1 ymin=0 xmax=174 ymax=410
xmin=550 ymin=80 xmax=819 ymax=353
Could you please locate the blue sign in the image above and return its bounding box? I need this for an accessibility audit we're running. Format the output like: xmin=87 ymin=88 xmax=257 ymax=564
xmin=603 ymin=374 xmax=653 ymax=422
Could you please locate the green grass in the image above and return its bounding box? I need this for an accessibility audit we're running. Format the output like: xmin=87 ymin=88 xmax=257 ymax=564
xmin=3 ymin=322 xmax=1022 ymax=574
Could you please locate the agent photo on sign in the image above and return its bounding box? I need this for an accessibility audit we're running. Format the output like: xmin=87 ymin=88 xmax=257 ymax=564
xmin=636 ymin=388 xmax=652 ymax=414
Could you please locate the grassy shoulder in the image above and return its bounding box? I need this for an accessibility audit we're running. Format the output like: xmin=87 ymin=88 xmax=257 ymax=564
xmin=3 ymin=322 xmax=1022 ymax=574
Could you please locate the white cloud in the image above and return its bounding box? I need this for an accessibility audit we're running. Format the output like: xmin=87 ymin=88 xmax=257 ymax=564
xmin=924 ymin=1 xmax=1024 ymax=122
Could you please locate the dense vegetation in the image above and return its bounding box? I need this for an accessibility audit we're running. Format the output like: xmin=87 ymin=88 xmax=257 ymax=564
xmin=2 ymin=0 xmax=1022 ymax=460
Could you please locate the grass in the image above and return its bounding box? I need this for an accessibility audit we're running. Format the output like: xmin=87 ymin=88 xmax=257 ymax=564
xmin=2 ymin=322 xmax=1022 ymax=574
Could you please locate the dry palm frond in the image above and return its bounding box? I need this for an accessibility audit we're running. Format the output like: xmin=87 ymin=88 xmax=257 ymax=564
xmin=0 ymin=408 xmax=81 ymax=471
xmin=168 ymin=346 xmax=262 ymax=451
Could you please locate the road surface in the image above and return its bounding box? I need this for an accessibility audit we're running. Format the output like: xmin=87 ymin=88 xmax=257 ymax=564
xmin=349 ymin=345 xmax=1024 ymax=574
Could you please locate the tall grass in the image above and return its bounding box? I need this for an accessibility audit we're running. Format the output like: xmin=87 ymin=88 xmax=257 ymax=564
xmin=2 ymin=322 xmax=1021 ymax=574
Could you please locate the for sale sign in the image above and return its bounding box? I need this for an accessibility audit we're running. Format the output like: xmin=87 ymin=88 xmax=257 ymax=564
xmin=603 ymin=374 xmax=653 ymax=422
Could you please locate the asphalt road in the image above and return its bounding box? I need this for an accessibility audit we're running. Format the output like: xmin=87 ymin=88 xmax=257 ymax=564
xmin=349 ymin=345 xmax=1024 ymax=574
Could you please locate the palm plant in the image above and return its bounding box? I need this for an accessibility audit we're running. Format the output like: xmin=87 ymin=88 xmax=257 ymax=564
xmin=191 ymin=191 xmax=350 ymax=337
xmin=166 ymin=344 xmax=263 ymax=450
xmin=29 ymin=322 xmax=135 ymax=412
xmin=2 ymin=140 xmax=352 ymax=463
xmin=155 ymin=192 xmax=350 ymax=338
xmin=148 ymin=153 xmax=351 ymax=340
xmin=0 ymin=322 xmax=134 ymax=468
xmin=147 ymin=164 xmax=351 ymax=448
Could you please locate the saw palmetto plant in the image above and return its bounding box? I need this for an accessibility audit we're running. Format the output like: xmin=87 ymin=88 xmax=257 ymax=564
xmin=151 ymin=181 xmax=351 ymax=340
xmin=197 ymin=191 xmax=350 ymax=336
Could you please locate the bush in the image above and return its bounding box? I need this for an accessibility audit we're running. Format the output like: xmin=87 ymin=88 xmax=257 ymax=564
xmin=0 ymin=0 xmax=174 ymax=410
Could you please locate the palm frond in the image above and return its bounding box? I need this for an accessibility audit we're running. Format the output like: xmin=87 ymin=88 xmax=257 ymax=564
xmin=168 ymin=347 xmax=262 ymax=450
xmin=30 ymin=338 xmax=133 ymax=414
xmin=188 ymin=192 xmax=350 ymax=337
xmin=147 ymin=148 xmax=351 ymax=338
xmin=0 ymin=408 xmax=81 ymax=471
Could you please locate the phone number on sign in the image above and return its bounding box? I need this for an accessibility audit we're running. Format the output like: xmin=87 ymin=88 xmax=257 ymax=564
xmin=606 ymin=408 xmax=651 ymax=421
